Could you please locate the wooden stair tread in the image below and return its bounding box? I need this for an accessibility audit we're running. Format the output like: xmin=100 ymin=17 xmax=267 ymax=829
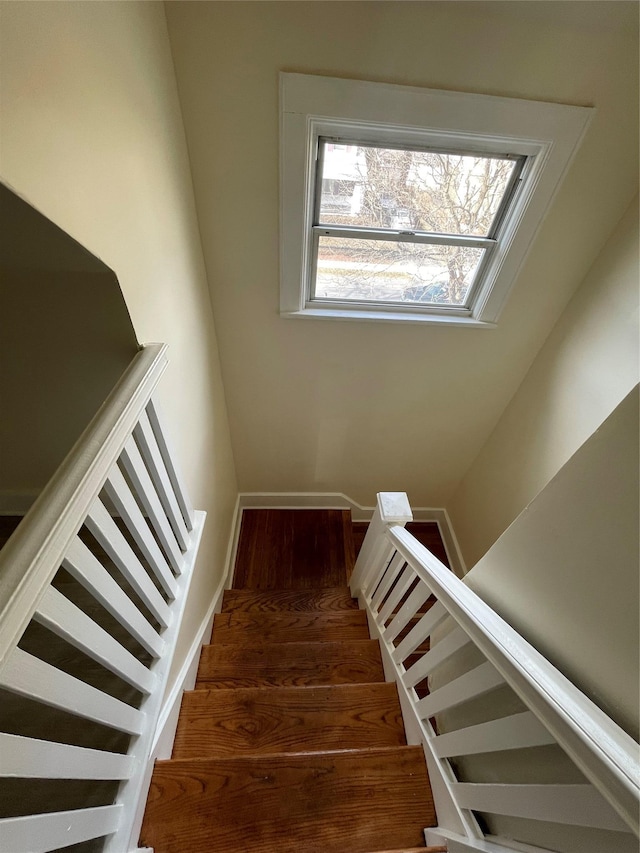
xmin=173 ymin=682 xmax=405 ymax=757
xmin=221 ymin=587 xmax=358 ymax=612
xmin=140 ymin=747 xmax=435 ymax=853
xmin=197 ymin=639 xmax=385 ymax=688
xmin=211 ymin=609 xmax=369 ymax=644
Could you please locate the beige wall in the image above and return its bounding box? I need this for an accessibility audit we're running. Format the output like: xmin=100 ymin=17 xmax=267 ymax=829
xmin=1 ymin=185 xmax=138 ymax=500
xmin=1 ymin=269 xmax=138 ymax=494
xmin=0 ymin=1 xmax=238 ymax=683
xmin=465 ymin=387 xmax=639 ymax=739
xmin=449 ymin=198 xmax=639 ymax=565
xmin=165 ymin=1 xmax=638 ymax=508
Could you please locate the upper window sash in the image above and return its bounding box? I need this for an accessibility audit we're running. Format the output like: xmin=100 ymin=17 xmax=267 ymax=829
xmin=313 ymin=137 xmax=526 ymax=240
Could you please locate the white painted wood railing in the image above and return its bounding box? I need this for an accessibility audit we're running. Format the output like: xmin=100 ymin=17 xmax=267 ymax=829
xmin=0 ymin=343 xmax=205 ymax=853
xmin=351 ymin=493 xmax=639 ymax=853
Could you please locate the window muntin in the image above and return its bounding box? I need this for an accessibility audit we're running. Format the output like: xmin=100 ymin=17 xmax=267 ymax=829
xmin=312 ymin=139 xmax=525 ymax=311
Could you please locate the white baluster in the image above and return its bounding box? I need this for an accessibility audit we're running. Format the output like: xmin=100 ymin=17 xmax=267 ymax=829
xmin=350 ymin=492 xmax=412 ymax=596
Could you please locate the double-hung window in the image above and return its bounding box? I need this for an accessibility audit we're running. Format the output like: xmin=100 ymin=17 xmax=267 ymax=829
xmin=313 ymin=139 xmax=525 ymax=314
xmin=280 ymin=74 xmax=592 ymax=326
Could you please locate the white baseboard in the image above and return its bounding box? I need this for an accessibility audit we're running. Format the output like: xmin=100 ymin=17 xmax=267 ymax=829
xmin=150 ymin=608 xmax=213 ymax=760
xmin=150 ymin=563 xmax=230 ymax=760
xmin=439 ymin=507 xmax=468 ymax=577
xmin=129 ymin=516 xmax=226 ymax=849
xmin=122 ymin=511 xmax=206 ymax=852
xmin=236 ymin=491 xmax=466 ymax=578
xmin=237 ymin=491 xmax=368 ymax=517
xmin=223 ymin=494 xmax=242 ymax=590
xmin=146 ymin=492 xmax=241 ymax=769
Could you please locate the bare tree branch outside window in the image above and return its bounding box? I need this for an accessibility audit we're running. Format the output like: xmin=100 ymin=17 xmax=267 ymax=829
xmin=316 ymin=144 xmax=517 ymax=306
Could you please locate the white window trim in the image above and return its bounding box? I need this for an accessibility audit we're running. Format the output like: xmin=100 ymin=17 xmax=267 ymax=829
xmin=280 ymin=73 xmax=593 ymax=327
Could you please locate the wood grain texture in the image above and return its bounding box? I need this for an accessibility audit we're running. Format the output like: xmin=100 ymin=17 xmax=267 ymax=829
xmin=211 ymin=610 xmax=369 ymax=645
xmin=233 ymin=510 xmax=353 ymax=589
xmin=172 ymin=683 xmax=406 ymax=758
xmin=196 ymin=640 xmax=384 ymax=689
xmin=142 ymin=510 xmax=437 ymax=852
xmin=353 ymin=521 xmax=450 ymax=568
xmin=140 ymin=747 xmax=435 ymax=853
xmin=222 ymin=586 xmax=359 ymax=612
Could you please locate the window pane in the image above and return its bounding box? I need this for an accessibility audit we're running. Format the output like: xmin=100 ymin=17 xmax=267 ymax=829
xmin=318 ymin=142 xmax=518 ymax=236
xmin=314 ymin=235 xmax=484 ymax=306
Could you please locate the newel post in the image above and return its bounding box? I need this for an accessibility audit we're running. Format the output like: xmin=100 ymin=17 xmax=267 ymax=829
xmin=350 ymin=492 xmax=413 ymax=597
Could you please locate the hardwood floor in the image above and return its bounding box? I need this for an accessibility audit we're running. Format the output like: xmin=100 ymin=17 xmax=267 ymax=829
xmin=140 ymin=509 xmax=439 ymax=853
xmin=233 ymin=509 xmax=354 ymax=589
xmin=352 ymin=520 xmax=450 ymax=568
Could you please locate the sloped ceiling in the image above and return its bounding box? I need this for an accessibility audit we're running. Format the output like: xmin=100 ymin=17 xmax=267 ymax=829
xmin=165 ymin=0 xmax=638 ymax=507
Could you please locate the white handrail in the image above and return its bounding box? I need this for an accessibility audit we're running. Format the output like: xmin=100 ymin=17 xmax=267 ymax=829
xmin=387 ymin=524 xmax=639 ymax=834
xmin=0 ymin=341 xmax=206 ymax=852
xmin=0 ymin=343 xmax=167 ymax=666
xmin=352 ymin=492 xmax=639 ymax=846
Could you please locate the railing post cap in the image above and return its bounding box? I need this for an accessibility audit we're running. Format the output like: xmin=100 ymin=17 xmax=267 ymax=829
xmin=376 ymin=492 xmax=413 ymax=524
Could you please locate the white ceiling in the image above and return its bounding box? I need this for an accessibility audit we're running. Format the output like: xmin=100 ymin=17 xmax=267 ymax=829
xmin=165 ymin=0 xmax=638 ymax=507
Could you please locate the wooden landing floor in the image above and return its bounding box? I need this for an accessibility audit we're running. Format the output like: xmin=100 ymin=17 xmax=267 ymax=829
xmin=233 ymin=509 xmax=355 ymax=589
xmin=234 ymin=509 xmax=450 ymax=589
xmin=353 ymin=520 xmax=450 ymax=567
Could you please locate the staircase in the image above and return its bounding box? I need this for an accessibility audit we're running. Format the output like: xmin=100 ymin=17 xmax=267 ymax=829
xmin=139 ymin=510 xmax=443 ymax=853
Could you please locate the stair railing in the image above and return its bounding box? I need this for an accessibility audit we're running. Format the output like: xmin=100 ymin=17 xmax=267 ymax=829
xmin=350 ymin=493 xmax=639 ymax=853
xmin=0 ymin=343 xmax=205 ymax=853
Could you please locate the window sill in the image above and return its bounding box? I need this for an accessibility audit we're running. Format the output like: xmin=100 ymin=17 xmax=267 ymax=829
xmin=281 ymin=307 xmax=497 ymax=328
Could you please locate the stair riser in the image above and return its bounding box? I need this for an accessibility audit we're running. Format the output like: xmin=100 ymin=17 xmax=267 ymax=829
xmin=221 ymin=588 xmax=358 ymax=612
xmin=197 ymin=640 xmax=385 ymax=689
xmin=211 ymin=624 xmax=370 ymax=644
xmin=211 ymin=611 xmax=369 ymax=647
